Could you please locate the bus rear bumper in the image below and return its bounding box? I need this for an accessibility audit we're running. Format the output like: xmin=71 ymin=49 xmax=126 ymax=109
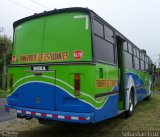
xmin=5 ymin=104 xmax=94 ymax=123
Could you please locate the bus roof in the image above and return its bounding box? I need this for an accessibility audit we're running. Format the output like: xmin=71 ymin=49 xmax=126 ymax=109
xmin=13 ymin=7 xmax=126 ymax=45
xmin=13 ymin=7 xmax=92 ymax=28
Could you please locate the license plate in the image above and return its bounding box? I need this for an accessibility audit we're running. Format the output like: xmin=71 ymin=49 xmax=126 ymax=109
xmin=31 ymin=66 xmax=48 ymax=71
xmin=10 ymin=109 xmax=17 ymax=116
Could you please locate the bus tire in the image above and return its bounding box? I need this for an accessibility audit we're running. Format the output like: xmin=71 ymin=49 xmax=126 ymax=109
xmin=38 ymin=118 xmax=55 ymax=125
xmin=145 ymin=95 xmax=151 ymax=101
xmin=125 ymin=90 xmax=134 ymax=118
xmin=38 ymin=118 xmax=45 ymax=124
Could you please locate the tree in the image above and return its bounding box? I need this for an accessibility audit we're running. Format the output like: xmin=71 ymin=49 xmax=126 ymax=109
xmin=0 ymin=35 xmax=12 ymax=63
xmin=0 ymin=35 xmax=12 ymax=55
xmin=0 ymin=35 xmax=12 ymax=88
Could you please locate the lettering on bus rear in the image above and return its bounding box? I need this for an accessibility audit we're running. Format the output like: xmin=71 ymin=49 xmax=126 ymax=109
xmin=96 ymin=80 xmax=117 ymax=88
xmin=18 ymin=51 xmax=69 ymax=63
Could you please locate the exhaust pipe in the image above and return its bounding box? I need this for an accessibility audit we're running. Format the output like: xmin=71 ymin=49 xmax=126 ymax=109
xmin=17 ymin=115 xmax=33 ymax=120
xmin=25 ymin=117 xmax=33 ymax=120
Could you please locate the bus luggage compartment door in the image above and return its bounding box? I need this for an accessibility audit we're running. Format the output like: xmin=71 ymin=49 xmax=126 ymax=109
xmin=22 ymin=69 xmax=56 ymax=111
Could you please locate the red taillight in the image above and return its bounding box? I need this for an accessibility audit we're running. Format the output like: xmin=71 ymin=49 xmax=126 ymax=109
xmin=11 ymin=56 xmax=16 ymax=64
xmin=10 ymin=74 xmax=13 ymax=90
xmin=74 ymin=74 xmax=80 ymax=96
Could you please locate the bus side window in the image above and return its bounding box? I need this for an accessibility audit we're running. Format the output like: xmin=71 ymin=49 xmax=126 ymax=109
xmin=94 ymin=36 xmax=115 ymax=64
xmin=93 ymin=19 xmax=104 ymax=38
xmin=104 ymin=25 xmax=114 ymax=44
xmin=123 ymin=42 xmax=128 ymax=51
xmin=93 ymin=18 xmax=115 ymax=65
xmin=128 ymin=43 xmax=133 ymax=54
xmin=124 ymin=43 xmax=134 ymax=69
xmin=134 ymin=56 xmax=140 ymax=70
xmin=133 ymin=47 xmax=136 ymax=56
xmin=136 ymin=49 xmax=140 ymax=58
xmin=124 ymin=51 xmax=133 ymax=69
xmin=140 ymin=53 xmax=145 ymax=71
xmin=140 ymin=60 xmax=145 ymax=70
xmin=145 ymin=56 xmax=149 ymax=71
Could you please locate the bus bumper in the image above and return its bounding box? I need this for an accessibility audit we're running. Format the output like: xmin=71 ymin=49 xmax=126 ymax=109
xmin=5 ymin=104 xmax=94 ymax=123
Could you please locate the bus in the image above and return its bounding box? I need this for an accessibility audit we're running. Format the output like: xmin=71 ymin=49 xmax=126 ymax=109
xmin=5 ymin=7 xmax=153 ymax=123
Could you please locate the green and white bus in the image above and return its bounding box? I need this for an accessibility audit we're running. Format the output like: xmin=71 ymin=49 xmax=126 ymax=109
xmin=5 ymin=8 xmax=153 ymax=123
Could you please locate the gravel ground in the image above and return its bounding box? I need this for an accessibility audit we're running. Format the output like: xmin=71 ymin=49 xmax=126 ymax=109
xmin=0 ymin=94 xmax=159 ymax=137
xmin=0 ymin=118 xmax=39 ymax=132
xmin=0 ymin=98 xmax=16 ymax=122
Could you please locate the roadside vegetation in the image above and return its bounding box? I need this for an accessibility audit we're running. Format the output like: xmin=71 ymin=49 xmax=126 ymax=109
xmin=154 ymin=82 xmax=160 ymax=91
xmin=0 ymin=93 xmax=159 ymax=137
xmin=0 ymin=35 xmax=12 ymax=91
xmin=154 ymin=86 xmax=160 ymax=92
xmin=0 ymin=90 xmax=9 ymax=98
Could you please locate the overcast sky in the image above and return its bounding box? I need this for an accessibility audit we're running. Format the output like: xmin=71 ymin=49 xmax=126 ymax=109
xmin=0 ymin=0 xmax=160 ymax=63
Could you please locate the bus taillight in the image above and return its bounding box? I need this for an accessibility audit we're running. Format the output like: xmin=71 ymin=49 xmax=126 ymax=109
xmin=10 ymin=74 xmax=13 ymax=90
xmin=74 ymin=74 xmax=80 ymax=96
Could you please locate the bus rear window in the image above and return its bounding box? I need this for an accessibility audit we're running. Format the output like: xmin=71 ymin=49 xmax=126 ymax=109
xmin=12 ymin=12 xmax=92 ymax=64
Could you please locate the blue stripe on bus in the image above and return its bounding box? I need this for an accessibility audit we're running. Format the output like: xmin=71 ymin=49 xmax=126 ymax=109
xmin=7 ymin=82 xmax=94 ymax=113
xmin=7 ymin=82 xmax=119 ymax=123
xmin=126 ymin=72 xmax=148 ymax=101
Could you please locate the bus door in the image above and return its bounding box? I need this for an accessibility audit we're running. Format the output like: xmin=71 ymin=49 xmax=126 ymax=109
xmin=116 ymin=36 xmax=125 ymax=110
xmin=22 ymin=66 xmax=56 ymax=111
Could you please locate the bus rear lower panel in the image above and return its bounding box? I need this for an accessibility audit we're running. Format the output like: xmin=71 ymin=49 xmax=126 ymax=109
xmin=5 ymin=64 xmax=119 ymax=123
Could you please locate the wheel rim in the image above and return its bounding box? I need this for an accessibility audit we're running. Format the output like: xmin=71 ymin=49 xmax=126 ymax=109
xmin=129 ymin=97 xmax=133 ymax=112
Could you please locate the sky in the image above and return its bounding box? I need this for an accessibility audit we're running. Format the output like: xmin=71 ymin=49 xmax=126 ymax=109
xmin=0 ymin=0 xmax=160 ymax=63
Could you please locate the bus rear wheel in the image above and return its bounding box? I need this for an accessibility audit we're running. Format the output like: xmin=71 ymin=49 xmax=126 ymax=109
xmin=125 ymin=91 xmax=134 ymax=118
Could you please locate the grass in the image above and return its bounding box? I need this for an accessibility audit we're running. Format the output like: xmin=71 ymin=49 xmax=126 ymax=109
xmin=154 ymin=84 xmax=160 ymax=91
xmin=0 ymin=94 xmax=160 ymax=137
xmin=154 ymin=78 xmax=160 ymax=91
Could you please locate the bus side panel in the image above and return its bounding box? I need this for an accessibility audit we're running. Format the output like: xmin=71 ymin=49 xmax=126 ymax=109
xmin=94 ymin=95 xmax=119 ymax=122
xmin=125 ymin=69 xmax=152 ymax=107
xmin=94 ymin=64 xmax=119 ymax=122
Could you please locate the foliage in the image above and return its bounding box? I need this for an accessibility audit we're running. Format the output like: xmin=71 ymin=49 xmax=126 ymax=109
xmin=6 ymin=52 xmax=12 ymax=65
xmin=154 ymin=82 xmax=160 ymax=91
xmin=0 ymin=35 xmax=12 ymax=88
xmin=0 ymin=35 xmax=12 ymax=61
xmin=0 ymin=35 xmax=12 ymax=51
